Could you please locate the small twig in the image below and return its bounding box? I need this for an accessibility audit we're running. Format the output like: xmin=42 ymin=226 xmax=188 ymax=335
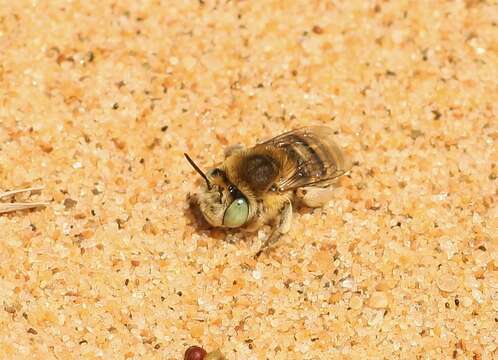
xmin=0 ymin=202 xmax=49 ymax=214
xmin=0 ymin=186 xmax=45 ymax=199
xmin=0 ymin=186 xmax=48 ymax=214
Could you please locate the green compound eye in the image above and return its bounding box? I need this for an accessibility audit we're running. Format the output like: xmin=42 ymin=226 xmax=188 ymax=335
xmin=223 ymin=198 xmax=249 ymax=228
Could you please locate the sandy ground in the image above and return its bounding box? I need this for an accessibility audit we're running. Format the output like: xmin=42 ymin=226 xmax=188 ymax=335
xmin=0 ymin=1 xmax=497 ymax=359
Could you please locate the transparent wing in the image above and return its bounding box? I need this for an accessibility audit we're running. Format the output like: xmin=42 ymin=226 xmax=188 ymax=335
xmin=258 ymin=126 xmax=350 ymax=191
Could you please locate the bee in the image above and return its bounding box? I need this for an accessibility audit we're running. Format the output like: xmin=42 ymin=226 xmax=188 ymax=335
xmin=185 ymin=126 xmax=350 ymax=256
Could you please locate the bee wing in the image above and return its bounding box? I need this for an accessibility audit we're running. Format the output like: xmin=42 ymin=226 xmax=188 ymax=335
xmin=259 ymin=126 xmax=350 ymax=191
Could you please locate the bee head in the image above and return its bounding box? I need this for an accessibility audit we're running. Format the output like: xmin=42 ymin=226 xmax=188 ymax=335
xmin=196 ymin=184 xmax=229 ymax=227
xmin=184 ymin=154 xmax=250 ymax=229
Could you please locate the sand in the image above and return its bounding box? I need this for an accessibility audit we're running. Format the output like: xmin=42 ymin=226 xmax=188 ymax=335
xmin=0 ymin=0 xmax=496 ymax=359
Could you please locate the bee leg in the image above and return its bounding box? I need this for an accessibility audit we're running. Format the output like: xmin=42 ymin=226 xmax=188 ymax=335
xmin=187 ymin=192 xmax=198 ymax=206
xmin=223 ymin=144 xmax=244 ymax=159
xmin=297 ymin=186 xmax=335 ymax=208
xmin=255 ymin=201 xmax=292 ymax=257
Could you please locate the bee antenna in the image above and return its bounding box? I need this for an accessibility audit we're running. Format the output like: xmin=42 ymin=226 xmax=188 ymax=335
xmin=184 ymin=153 xmax=212 ymax=190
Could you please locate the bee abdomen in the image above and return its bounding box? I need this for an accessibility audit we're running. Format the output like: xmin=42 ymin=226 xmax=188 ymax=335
xmin=281 ymin=134 xmax=327 ymax=177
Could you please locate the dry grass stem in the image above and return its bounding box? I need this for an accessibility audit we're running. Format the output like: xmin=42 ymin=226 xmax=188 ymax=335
xmin=0 ymin=186 xmax=48 ymax=214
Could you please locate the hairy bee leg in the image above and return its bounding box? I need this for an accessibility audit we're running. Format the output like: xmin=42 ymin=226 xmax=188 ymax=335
xmin=223 ymin=144 xmax=244 ymax=159
xmin=186 ymin=191 xmax=198 ymax=203
xmin=297 ymin=186 xmax=335 ymax=208
xmin=256 ymin=200 xmax=292 ymax=257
